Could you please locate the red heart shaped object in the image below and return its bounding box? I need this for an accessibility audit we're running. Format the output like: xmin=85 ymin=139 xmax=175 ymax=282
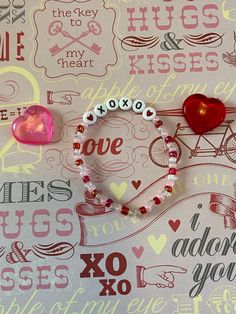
xmin=183 ymin=94 xmax=226 ymax=134
xmin=132 ymin=180 xmax=141 ymax=190
xmin=87 ymin=114 xmax=93 ymax=121
xmin=147 ymin=110 xmax=153 ymax=117
xmin=12 ymin=105 xmax=54 ymax=145
xmin=168 ymin=219 xmax=180 ymax=232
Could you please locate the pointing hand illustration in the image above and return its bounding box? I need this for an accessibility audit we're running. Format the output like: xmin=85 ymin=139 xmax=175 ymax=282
xmin=137 ymin=265 xmax=187 ymax=288
xmin=47 ymin=90 xmax=80 ymax=105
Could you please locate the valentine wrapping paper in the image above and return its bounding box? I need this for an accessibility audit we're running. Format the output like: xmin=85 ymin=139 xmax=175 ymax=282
xmin=0 ymin=0 xmax=236 ymax=313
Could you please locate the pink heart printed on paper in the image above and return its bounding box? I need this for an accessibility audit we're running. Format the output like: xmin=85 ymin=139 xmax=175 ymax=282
xmin=132 ymin=246 xmax=144 ymax=259
xmin=12 ymin=105 xmax=54 ymax=145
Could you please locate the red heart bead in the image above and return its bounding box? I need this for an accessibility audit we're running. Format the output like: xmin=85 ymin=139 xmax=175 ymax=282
xmin=183 ymin=94 xmax=226 ymax=134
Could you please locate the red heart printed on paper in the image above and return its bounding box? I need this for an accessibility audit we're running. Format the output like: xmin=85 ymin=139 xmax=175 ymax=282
xmin=183 ymin=94 xmax=226 ymax=134
xmin=168 ymin=219 xmax=180 ymax=232
xmin=132 ymin=246 xmax=144 ymax=259
xmin=132 ymin=180 xmax=141 ymax=190
xmin=12 ymin=105 xmax=54 ymax=145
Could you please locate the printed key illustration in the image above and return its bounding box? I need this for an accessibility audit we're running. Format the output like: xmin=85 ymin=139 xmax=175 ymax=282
xmin=48 ymin=20 xmax=102 ymax=56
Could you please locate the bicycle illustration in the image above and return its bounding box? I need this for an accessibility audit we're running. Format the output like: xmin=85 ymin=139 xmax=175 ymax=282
xmin=149 ymin=120 xmax=236 ymax=167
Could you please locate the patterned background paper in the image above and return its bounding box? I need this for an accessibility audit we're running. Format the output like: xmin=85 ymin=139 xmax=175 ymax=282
xmin=0 ymin=0 xmax=236 ymax=313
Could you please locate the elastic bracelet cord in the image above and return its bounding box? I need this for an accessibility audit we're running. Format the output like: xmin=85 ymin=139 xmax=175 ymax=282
xmin=73 ymin=97 xmax=178 ymax=217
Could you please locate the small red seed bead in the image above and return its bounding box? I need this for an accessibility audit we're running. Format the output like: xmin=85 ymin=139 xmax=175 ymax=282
xmin=169 ymin=151 xmax=177 ymax=158
xmin=121 ymin=206 xmax=129 ymax=215
xmin=169 ymin=168 xmax=177 ymax=175
xmin=165 ymin=186 xmax=173 ymax=193
xmin=155 ymin=120 xmax=163 ymax=128
xmin=139 ymin=206 xmax=147 ymax=214
xmin=165 ymin=136 xmax=174 ymax=143
xmin=75 ymin=159 xmax=83 ymax=166
xmin=105 ymin=199 xmax=113 ymax=207
xmin=73 ymin=143 xmax=81 ymax=150
xmin=77 ymin=125 xmax=85 ymax=133
xmin=153 ymin=196 xmax=161 ymax=205
xmin=82 ymin=176 xmax=90 ymax=183
xmin=91 ymin=189 xmax=99 ymax=198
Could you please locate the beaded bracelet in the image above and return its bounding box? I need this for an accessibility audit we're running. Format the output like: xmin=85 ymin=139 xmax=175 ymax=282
xmin=73 ymin=97 xmax=178 ymax=217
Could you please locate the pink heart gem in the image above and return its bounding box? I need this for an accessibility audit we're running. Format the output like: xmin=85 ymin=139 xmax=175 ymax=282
xmin=12 ymin=105 xmax=54 ymax=145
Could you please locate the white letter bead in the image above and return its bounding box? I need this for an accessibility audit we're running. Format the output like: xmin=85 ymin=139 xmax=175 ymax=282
xmin=83 ymin=111 xmax=97 ymax=125
xmin=106 ymin=98 xmax=119 ymax=111
xmin=119 ymin=97 xmax=132 ymax=110
xmin=94 ymin=104 xmax=108 ymax=117
xmin=132 ymin=99 xmax=146 ymax=113
xmin=142 ymin=107 xmax=156 ymax=121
